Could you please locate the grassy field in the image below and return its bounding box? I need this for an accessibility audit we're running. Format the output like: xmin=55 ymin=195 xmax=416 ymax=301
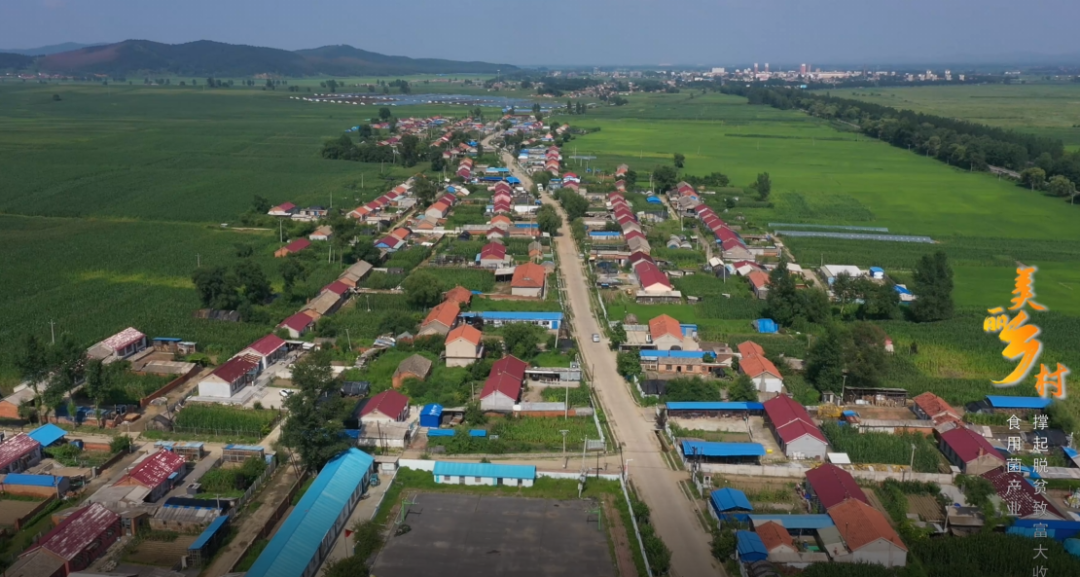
xmin=575 ymin=90 xmax=1080 ymax=419
xmin=0 ymin=81 xmax=462 ymax=388
xmin=840 ymin=83 xmax=1080 ymax=147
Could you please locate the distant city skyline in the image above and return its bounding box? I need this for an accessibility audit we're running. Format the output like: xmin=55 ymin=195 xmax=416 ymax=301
xmin=4 ymin=0 xmax=1079 ymax=67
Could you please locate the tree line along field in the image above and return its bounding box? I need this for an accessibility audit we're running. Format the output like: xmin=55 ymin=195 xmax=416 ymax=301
xmin=841 ymin=83 xmax=1080 ymax=147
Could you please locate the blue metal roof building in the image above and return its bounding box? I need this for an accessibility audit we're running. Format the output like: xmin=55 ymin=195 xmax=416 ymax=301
xmin=188 ymin=515 xmax=230 ymax=565
xmin=433 ymin=462 xmax=536 ymax=487
xmin=749 ymin=515 xmax=835 ymax=531
xmin=1 ymin=473 xmax=65 ymax=488
xmin=420 ymin=404 xmax=443 ymax=428
xmin=986 ymin=396 xmax=1052 ymax=410
xmin=735 ymin=531 xmax=769 ymax=562
xmin=28 ymin=424 xmax=66 ymax=447
xmin=639 ymin=350 xmax=708 ymax=360
xmin=427 ymin=429 xmax=455 ymax=437
xmin=463 ymin=311 xmax=564 ymax=330
xmin=666 ymin=402 xmax=764 ymax=412
xmin=710 ymin=488 xmax=754 ymax=522
xmin=589 ymin=231 xmax=622 ymax=238
xmin=245 ymin=448 xmax=374 ymax=577
xmin=681 ymin=441 xmax=765 ymax=463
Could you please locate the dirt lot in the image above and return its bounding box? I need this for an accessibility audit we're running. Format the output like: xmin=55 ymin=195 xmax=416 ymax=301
xmin=372 ymin=493 xmax=617 ymax=577
xmin=851 ymin=406 xmax=920 ymax=420
xmin=0 ymin=499 xmax=44 ymax=528
xmin=122 ymin=534 xmax=197 ymax=567
xmin=671 ymin=416 xmax=750 ymax=433
xmin=746 ymin=417 xmax=786 ymax=463
xmin=243 ymin=386 xmax=295 ymax=410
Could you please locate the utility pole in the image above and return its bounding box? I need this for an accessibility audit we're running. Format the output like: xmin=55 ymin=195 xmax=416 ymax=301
xmin=560 ymin=429 xmax=570 ymax=465
xmin=196 ymin=254 xmax=201 ymax=268
xmin=345 ymin=329 xmax=353 ymax=351
xmin=279 ymin=220 xmax=283 ymax=243
xmin=49 ymin=320 xmax=56 ymax=344
xmin=565 ymin=387 xmax=569 ymax=419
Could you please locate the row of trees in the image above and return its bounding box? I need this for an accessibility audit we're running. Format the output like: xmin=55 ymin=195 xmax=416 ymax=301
xmin=321 ymin=133 xmax=431 ymax=167
xmin=724 ymin=84 xmax=1063 ymax=172
xmin=14 ymin=333 xmax=127 ymax=426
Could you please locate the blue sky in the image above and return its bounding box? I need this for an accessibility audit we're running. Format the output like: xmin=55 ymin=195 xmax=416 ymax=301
xmin=4 ymin=0 xmax=1077 ymax=66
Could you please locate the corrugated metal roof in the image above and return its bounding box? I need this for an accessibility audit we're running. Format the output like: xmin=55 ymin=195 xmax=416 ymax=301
xmin=682 ymin=441 xmax=765 ymax=458
xmin=711 ymin=488 xmax=753 ymax=512
xmin=427 ymin=429 xmax=455 ymax=437
xmin=667 ymin=402 xmax=764 ymax=411
xmin=245 ymin=448 xmax=374 ymax=577
xmin=125 ymin=449 xmax=185 ymax=488
xmin=478 ymin=311 xmax=563 ymax=321
xmin=2 ymin=474 xmax=61 ymax=487
xmin=422 ymin=404 xmax=443 ymax=417
xmin=639 ymin=350 xmax=707 ymax=359
xmin=189 ymin=515 xmax=229 ymax=551
xmin=27 ymin=424 xmax=66 ymax=447
xmin=736 ymin=531 xmax=769 ymax=562
xmin=34 ymin=503 xmax=119 ymax=560
xmin=432 ymin=462 xmax=536 ymax=480
xmin=224 ymin=444 xmax=264 ymax=452
xmin=749 ymin=515 xmax=835 ymax=530
xmin=986 ymin=396 xmax=1052 ymax=409
xmin=0 ymin=434 xmax=41 ymax=471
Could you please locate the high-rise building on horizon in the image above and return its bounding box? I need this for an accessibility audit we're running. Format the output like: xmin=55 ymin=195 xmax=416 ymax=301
xmin=765 ymin=63 xmax=769 ymax=73
xmin=753 ymin=62 xmax=758 ymax=73
xmin=800 ymin=63 xmax=807 ymax=75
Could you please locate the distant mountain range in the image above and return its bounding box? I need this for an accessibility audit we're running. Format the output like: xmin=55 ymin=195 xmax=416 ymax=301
xmin=0 ymin=42 xmax=103 ymax=56
xmin=0 ymin=40 xmax=517 ymax=77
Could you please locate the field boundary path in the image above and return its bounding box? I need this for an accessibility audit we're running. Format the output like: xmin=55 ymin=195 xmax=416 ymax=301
xmin=489 ymin=135 xmax=721 ymax=577
xmin=202 ymin=462 xmax=299 ymax=577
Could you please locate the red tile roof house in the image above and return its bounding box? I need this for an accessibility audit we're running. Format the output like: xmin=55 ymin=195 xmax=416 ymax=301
xmin=268 ymin=202 xmax=297 ymax=217
xmin=754 ymin=521 xmax=797 ymax=555
xmin=827 ymin=499 xmax=908 ymax=568
xmin=747 ymin=270 xmax=771 ymax=300
xmin=419 ymin=300 xmax=460 ymax=337
xmin=649 ymin=314 xmax=687 ymax=351
xmin=511 ymin=263 xmax=547 ymax=298
xmin=480 ymin=373 xmax=523 ymax=413
xmin=274 ymin=238 xmax=312 ymax=258
xmin=633 ymin=261 xmax=673 ymax=293
xmin=491 ymin=355 xmax=528 ymax=382
xmin=277 ymin=311 xmax=316 ymax=339
xmin=911 ymin=392 xmax=962 ymax=426
xmin=445 ymin=325 xmax=484 ymax=368
xmin=238 ymin=334 xmax=288 ymax=371
xmin=762 ymin=395 xmax=828 ymax=460
xmin=938 ymin=426 xmax=1006 ymax=475
xmin=981 ymin=467 xmax=1067 ymax=520
xmin=13 ymin=503 xmax=121 ymax=577
xmin=358 ymin=390 xmax=410 ymax=423
xmin=197 ymin=354 xmax=261 ymax=398
xmin=443 ymin=286 xmax=474 ymax=307
xmin=0 ymin=434 xmax=43 ymax=474
xmin=477 ymin=244 xmax=509 ymax=271
xmin=114 ymin=449 xmax=187 ymax=502
xmin=804 ymin=463 xmax=870 ymax=513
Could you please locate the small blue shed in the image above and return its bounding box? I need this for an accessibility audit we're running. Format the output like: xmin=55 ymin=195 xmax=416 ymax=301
xmin=427 ymin=429 xmax=455 ymax=437
xmin=753 ymin=319 xmax=778 ymax=334
xmin=735 ymin=531 xmax=769 ymax=562
xmin=28 ymin=424 xmax=67 ymax=448
xmin=646 ymin=196 xmax=662 ymax=204
xmin=420 ymin=404 xmax=443 ymax=428
xmin=710 ymin=488 xmax=754 ymax=522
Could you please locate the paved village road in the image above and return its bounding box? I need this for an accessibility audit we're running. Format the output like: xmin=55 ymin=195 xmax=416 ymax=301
xmin=487 ymin=136 xmax=721 ymax=577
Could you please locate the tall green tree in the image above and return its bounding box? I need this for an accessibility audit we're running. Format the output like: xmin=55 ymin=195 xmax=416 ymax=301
xmin=651 ymin=165 xmax=678 ymax=193
xmin=845 ymin=322 xmax=888 ymax=388
xmin=281 ymin=351 xmax=350 ymax=471
xmin=673 ymin=153 xmax=686 ymax=169
xmin=910 ymin=251 xmax=954 ymax=322
xmin=752 ymin=172 xmax=772 ymax=201
xmin=192 ymin=266 xmax=238 ymax=309
xmin=1047 ymin=175 xmax=1076 ymax=198
xmin=536 ymin=204 xmax=562 ymax=236
xmin=806 ymin=324 xmax=847 ymax=393
xmin=350 ymin=238 xmax=381 ymax=265
xmin=280 ymin=258 xmax=308 ymax=295
xmin=412 ymin=175 xmax=438 ymax=205
xmin=15 ymin=334 xmax=49 ymax=422
xmin=502 ymin=323 xmax=542 ymax=359
xmin=403 ymin=270 xmax=444 ymax=308
xmin=727 ymin=374 xmax=758 ymax=402
xmin=1019 ymin=167 xmax=1046 ymax=191
xmin=234 ymin=261 xmax=272 ymax=304
xmin=379 ymin=107 xmax=392 ymax=120
xmin=859 ymin=279 xmax=900 ymax=320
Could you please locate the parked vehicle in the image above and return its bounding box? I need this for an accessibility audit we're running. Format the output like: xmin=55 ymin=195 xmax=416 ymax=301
xmin=592 ymin=334 xmax=601 ymax=343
